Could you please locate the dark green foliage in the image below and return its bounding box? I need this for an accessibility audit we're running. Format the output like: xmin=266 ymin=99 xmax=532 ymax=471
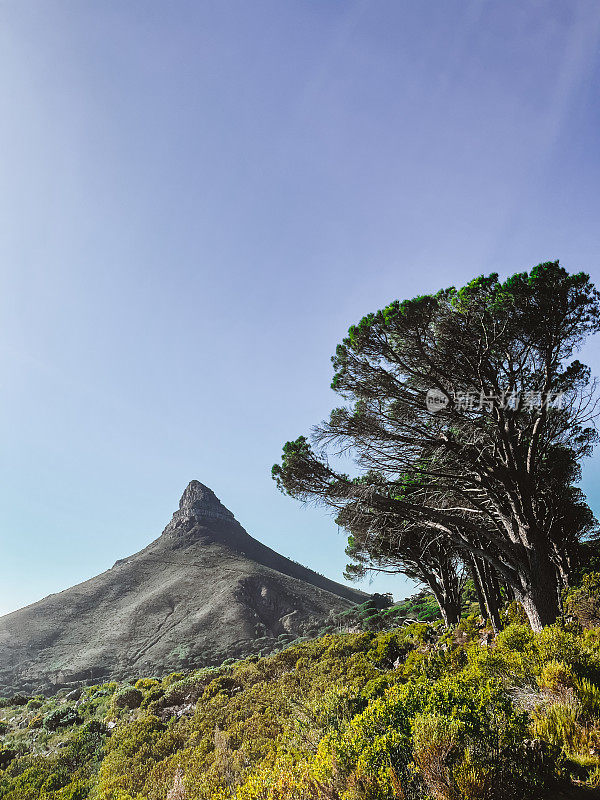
xmin=112 ymin=686 xmax=143 ymax=710
xmin=0 ymin=748 xmax=17 ymax=770
xmin=8 ymin=695 xmax=29 ymax=707
xmin=140 ymin=685 xmax=164 ymax=709
xmin=308 ymin=590 xmax=443 ymax=641
xmin=42 ymin=705 xmax=83 ymax=731
xmin=565 ymin=572 xmax=600 ymax=628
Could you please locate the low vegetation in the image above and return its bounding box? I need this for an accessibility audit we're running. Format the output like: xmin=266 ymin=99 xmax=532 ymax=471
xmin=3 ymin=576 xmax=600 ymax=799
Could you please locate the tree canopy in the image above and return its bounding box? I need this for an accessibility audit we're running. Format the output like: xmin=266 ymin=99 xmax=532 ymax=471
xmin=273 ymin=262 xmax=600 ymax=630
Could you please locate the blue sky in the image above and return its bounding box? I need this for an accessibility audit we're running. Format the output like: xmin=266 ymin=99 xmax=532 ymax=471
xmin=1 ymin=0 xmax=600 ymax=616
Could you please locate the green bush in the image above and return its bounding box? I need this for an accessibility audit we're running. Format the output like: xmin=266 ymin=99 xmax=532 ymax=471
xmin=565 ymin=572 xmax=600 ymax=628
xmin=531 ymin=701 xmax=583 ymax=753
xmin=112 ymin=687 xmax=143 ymax=710
xmin=163 ymin=671 xmax=185 ymax=687
xmin=8 ymin=694 xmax=30 ymax=707
xmin=0 ymin=747 xmax=18 ymax=770
xmin=43 ymin=706 xmax=83 ymax=731
xmin=538 ymin=660 xmax=577 ymax=694
xmin=367 ymin=630 xmax=412 ymax=668
xmin=140 ymin=686 xmax=164 ymax=709
xmin=453 ymin=749 xmax=492 ymax=800
xmin=134 ymin=678 xmax=159 ymax=692
xmin=42 ymin=772 xmax=69 ymax=792
xmin=412 ymin=712 xmax=463 ymax=799
xmin=495 ymin=623 xmax=535 ymax=653
xmin=575 ymin=677 xmax=600 ymax=716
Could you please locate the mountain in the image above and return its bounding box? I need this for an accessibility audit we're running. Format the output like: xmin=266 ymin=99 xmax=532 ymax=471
xmin=0 ymin=481 xmax=366 ymax=694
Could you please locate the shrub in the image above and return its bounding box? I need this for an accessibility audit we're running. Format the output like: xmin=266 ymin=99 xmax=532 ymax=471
xmin=531 ymin=700 xmax=583 ymax=753
xmin=8 ymin=693 xmax=30 ymax=706
xmin=453 ymin=749 xmax=492 ymax=800
xmin=113 ymin=687 xmax=143 ymax=710
xmin=86 ymin=682 xmax=119 ymax=699
xmin=496 ymin=624 xmax=535 ymax=654
xmin=166 ymin=767 xmax=187 ymax=800
xmin=6 ymin=608 xmax=600 ymax=799
xmin=163 ymin=672 xmax=185 ymax=687
xmin=64 ymin=720 xmax=109 ymax=772
xmin=575 ymin=677 xmax=600 ymax=716
xmin=57 ymin=780 xmax=90 ymax=800
xmin=454 ymin=614 xmax=481 ymax=645
xmin=141 ymin=686 xmax=165 ymax=710
xmin=412 ymin=712 xmax=462 ymax=800
xmin=42 ymin=772 xmax=69 ymax=791
xmin=0 ymin=747 xmax=18 ymax=769
xmin=150 ymin=669 xmax=222 ymax=711
xmin=502 ymin=601 xmax=529 ymax=627
xmin=535 ymin=626 xmax=591 ymax=670
xmin=565 ymin=572 xmax=600 ymax=628
xmin=96 ymin=715 xmax=183 ymax=799
xmin=367 ymin=630 xmax=412 ymax=668
xmin=134 ymin=678 xmax=160 ymax=692
xmin=202 ymin=674 xmax=237 ymax=700
xmin=43 ymin=706 xmax=83 ymax=731
xmin=538 ymin=660 xmax=577 ymax=695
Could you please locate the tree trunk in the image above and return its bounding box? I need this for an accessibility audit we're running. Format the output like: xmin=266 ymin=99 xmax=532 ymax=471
xmin=480 ymin=560 xmax=503 ymax=633
xmin=443 ymin=598 xmax=461 ymax=627
xmin=429 ymin=584 xmax=461 ymax=628
xmin=518 ymin=550 xmax=562 ymax=631
xmin=469 ymin=556 xmax=502 ymax=632
xmin=470 ymin=560 xmax=487 ymax=619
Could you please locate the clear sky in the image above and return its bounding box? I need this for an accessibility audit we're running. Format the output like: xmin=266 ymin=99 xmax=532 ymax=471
xmin=1 ymin=0 xmax=600 ymax=616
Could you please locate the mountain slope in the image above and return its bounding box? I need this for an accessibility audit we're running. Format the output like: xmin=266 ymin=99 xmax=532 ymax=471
xmin=0 ymin=481 xmax=366 ymax=694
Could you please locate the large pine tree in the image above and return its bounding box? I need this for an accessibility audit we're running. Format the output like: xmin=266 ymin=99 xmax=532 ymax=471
xmin=273 ymin=262 xmax=599 ymax=630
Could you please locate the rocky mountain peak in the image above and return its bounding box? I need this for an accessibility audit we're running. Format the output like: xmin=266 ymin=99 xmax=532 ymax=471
xmin=176 ymin=480 xmax=235 ymax=522
xmin=0 ymin=479 xmax=366 ymax=693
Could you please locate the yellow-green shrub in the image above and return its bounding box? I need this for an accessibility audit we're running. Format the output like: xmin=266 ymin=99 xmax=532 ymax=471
xmin=575 ymin=677 xmax=600 ymax=716
xmin=538 ymin=660 xmax=577 ymax=694
xmin=531 ymin=700 xmax=583 ymax=753
xmin=453 ymin=749 xmax=491 ymax=800
xmin=411 ymin=712 xmax=462 ymax=800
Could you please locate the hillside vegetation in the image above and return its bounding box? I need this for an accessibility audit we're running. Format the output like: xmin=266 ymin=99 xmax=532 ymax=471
xmin=3 ymin=578 xmax=600 ymax=799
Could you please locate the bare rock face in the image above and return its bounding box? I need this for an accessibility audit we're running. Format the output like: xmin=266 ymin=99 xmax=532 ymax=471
xmin=171 ymin=480 xmax=236 ymax=524
xmin=0 ymin=482 xmax=366 ymax=694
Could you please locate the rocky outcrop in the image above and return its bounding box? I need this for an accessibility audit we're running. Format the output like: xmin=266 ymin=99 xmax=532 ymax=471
xmin=0 ymin=482 xmax=366 ymax=694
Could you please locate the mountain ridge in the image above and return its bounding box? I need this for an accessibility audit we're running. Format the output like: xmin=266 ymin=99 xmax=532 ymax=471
xmin=0 ymin=481 xmax=366 ymax=694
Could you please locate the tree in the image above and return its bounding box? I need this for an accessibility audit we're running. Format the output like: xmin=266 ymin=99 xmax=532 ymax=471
xmin=331 ymin=469 xmax=466 ymax=628
xmin=464 ymin=551 xmax=504 ymax=632
xmin=342 ymin=507 xmax=466 ymax=628
xmin=273 ymin=263 xmax=599 ymax=630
